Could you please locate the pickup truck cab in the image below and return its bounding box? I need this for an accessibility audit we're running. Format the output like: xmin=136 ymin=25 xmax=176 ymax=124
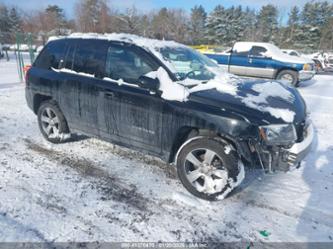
xmin=26 ymin=34 xmax=313 ymax=200
xmin=205 ymin=42 xmax=316 ymax=86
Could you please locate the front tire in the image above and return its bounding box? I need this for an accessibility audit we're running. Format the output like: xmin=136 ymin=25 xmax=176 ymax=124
xmin=276 ymin=70 xmax=299 ymax=86
xmin=176 ymin=137 xmax=244 ymax=201
xmin=37 ymin=100 xmax=71 ymax=143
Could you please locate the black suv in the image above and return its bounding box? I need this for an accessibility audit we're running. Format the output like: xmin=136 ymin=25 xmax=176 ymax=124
xmin=26 ymin=34 xmax=314 ymax=200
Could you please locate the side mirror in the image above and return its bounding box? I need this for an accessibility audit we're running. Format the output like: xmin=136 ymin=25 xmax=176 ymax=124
xmin=138 ymin=76 xmax=160 ymax=92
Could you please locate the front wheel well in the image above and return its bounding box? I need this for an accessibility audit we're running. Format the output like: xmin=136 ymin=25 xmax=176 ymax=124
xmin=33 ymin=94 xmax=52 ymax=114
xmin=168 ymin=128 xmax=239 ymax=163
xmin=274 ymin=68 xmax=298 ymax=79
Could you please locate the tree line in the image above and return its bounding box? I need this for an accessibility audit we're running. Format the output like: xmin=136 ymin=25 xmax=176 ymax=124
xmin=0 ymin=0 xmax=332 ymax=50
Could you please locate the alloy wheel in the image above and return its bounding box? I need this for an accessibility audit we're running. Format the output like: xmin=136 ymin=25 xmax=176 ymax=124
xmin=184 ymin=148 xmax=229 ymax=194
xmin=280 ymin=73 xmax=294 ymax=84
xmin=41 ymin=107 xmax=60 ymax=138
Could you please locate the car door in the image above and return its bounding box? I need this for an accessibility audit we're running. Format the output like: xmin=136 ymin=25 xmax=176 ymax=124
xmin=99 ymin=43 xmax=164 ymax=155
xmin=247 ymin=46 xmax=275 ymax=79
xmin=229 ymin=49 xmax=251 ymax=76
xmin=70 ymin=40 xmax=109 ymax=135
xmin=57 ymin=39 xmax=109 ymax=135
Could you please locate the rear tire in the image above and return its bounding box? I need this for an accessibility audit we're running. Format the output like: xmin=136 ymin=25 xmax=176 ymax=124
xmin=176 ymin=137 xmax=244 ymax=201
xmin=37 ymin=100 xmax=71 ymax=143
xmin=276 ymin=70 xmax=299 ymax=87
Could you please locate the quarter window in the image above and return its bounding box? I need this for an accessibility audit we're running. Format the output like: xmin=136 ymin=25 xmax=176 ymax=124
xmin=34 ymin=40 xmax=67 ymax=69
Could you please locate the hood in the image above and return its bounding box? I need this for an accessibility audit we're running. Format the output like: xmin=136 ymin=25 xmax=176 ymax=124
xmin=188 ymin=79 xmax=306 ymax=126
xmin=272 ymin=53 xmax=314 ymax=65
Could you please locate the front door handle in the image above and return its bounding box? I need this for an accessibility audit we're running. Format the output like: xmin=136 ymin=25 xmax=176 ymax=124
xmin=104 ymin=91 xmax=115 ymax=98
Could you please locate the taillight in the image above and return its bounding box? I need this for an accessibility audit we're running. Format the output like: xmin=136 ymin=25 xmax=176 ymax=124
xmin=23 ymin=65 xmax=31 ymax=84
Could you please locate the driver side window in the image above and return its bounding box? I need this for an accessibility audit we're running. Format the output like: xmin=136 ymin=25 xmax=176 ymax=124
xmin=105 ymin=45 xmax=157 ymax=84
xmin=250 ymin=46 xmax=268 ymax=57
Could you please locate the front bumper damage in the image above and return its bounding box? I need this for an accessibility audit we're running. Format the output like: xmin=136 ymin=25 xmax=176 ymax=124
xmin=255 ymin=122 xmax=314 ymax=172
xmin=299 ymin=70 xmax=316 ymax=81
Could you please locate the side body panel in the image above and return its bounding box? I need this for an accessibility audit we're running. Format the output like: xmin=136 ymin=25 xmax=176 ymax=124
xmin=205 ymin=53 xmax=304 ymax=79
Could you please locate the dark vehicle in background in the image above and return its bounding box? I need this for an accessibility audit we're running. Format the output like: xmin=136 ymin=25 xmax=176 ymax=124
xmin=25 ymin=34 xmax=314 ymax=200
xmin=204 ymin=42 xmax=316 ymax=86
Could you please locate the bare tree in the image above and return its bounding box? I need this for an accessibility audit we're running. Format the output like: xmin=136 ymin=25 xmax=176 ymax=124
xmin=116 ymin=6 xmax=142 ymax=34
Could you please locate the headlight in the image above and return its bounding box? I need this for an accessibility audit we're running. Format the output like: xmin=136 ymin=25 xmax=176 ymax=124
xmin=303 ymin=64 xmax=312 ymax=71
xmin=259 ymin=124 xmax=297 ymax=145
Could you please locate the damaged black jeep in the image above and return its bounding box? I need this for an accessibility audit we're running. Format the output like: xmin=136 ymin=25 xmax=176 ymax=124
xmin=25 ymin=34 xmax=314 ymax=200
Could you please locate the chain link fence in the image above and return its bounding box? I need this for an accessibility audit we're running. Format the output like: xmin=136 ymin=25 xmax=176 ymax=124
xmin=0 ymin=32 xmax=39 ymax=82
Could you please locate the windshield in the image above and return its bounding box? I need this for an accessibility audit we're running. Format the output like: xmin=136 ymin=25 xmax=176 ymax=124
xmin=158 ymin=46 xmax=218 ymax=81
xmin=265 ymin=44 xmax=286 ymax=57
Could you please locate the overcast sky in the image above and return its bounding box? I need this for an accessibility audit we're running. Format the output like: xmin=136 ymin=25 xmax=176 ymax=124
xmin=1 ymin=0 xmax=325 ymax=18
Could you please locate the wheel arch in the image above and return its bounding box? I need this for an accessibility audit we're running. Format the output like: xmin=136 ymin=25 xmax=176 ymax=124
xmin=33 ymin=94 xmax=52 ymax=114
xmin=168 ymin=127 xmax=240 ymax=164
xmin=274 ymin=67 xmax=299 ymax=79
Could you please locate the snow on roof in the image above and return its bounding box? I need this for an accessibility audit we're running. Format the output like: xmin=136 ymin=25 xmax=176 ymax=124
xmin=49 ymin=32 xmax=185 ymax=50
xmin=232 ymin=41 xmax=277 ymax=53
xmin=59 ymin=32 xmax=187 ymax=74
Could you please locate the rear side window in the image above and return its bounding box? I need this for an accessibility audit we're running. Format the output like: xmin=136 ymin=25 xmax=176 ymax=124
xmin=34 ymin=40 xmax=67 ymax=69
xmin=105 ymin=45 xmax=157 ymax=83
xmin=73 ymin=40 xmax=108 ymax=77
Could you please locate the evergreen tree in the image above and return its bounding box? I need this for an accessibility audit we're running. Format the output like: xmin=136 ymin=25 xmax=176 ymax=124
xmin=0 ymin=4 xmax=10 ymax=43
xmin=242 ymin=7 xmax=256 ymax=41
xmin=256 ymin=4 xmax=279 ymax=42
xmin=205 ymin=5 xmax=227 ymax=44
xmin=45 ymin=4 xmax=70 ymax=35
xmin=46 ymin=5 xmax=65 ymax=22
xmin=288 ymin=6 xmax=300 ymax=39
xmin=300 ymin=3 xmax=322 ymax=49
xmin=228 ymin=6 xmax=245 ymax=44
xmin=189 ymin=5 xmax=207 ymax=44
xmin=9 ymin=7 xmax=22 ymax=34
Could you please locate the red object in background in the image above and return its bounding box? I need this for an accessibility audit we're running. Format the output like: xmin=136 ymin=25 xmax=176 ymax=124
xmin=23 ymin=65 xmax=31 ymax=83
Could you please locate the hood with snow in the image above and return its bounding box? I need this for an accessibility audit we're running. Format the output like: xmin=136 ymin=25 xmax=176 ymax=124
xmin=187 ymin=79 xmax=306 ymax=125
xmin=149 ymin=67 xmax=305 ymax=125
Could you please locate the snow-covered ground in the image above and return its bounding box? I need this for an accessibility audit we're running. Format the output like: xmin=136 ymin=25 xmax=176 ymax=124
xmin=0 ymin=56 xmax=332 ymax=243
